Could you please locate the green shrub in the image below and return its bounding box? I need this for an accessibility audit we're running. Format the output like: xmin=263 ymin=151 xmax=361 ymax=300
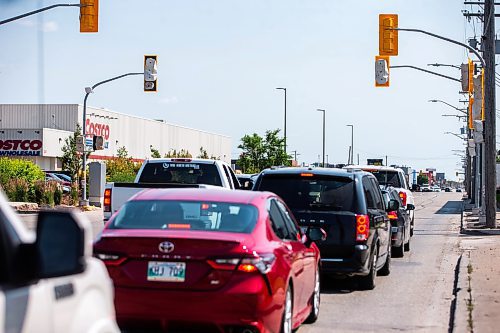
xmin=70 ymin=182 xmax=79 ymax=206
xmin=0 ymin=158 xmax=44 ymax=196
xmin=32 ymin=181 xmax=45 ymax=204
xmin=43 ymin=181 xmax=58 ymax=207
xmin=3 ymin=178 xmax=29 ymax=202
xmin=54 ymin=188 xmax=62 ymax=205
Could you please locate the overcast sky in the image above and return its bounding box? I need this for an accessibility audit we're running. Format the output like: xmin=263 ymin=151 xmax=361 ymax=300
xmin=0 ymin=0 xmax=496 ymax=180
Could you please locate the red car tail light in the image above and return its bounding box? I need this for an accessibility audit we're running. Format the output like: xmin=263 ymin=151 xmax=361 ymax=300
xmin=96 ymin=253 xmax=127 ymax=266
xmin=399 ymin=191 xmax=407 ymax=206
xmin=207 ymin=254 xmax=276 ymax=274
xmin=104 ymin=188 xmax=112 ymax=212
xmin=355 ymin=214 xmax=369 ymax=242
xmin=387 ymin=211 xmax=398 ymax=220
xmin=207 ymin=258 xmax=240 ymax=271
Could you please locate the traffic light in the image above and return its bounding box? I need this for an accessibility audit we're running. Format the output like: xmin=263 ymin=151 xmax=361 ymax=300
xmin=379 ymin=14 xmax=398 ymax=56
xmin=468 ymin=58 xmax=474 ymax=94
xmin=93 ymin=135 xmax=104 ymax=150
xmin=80 ymin=0 xmax=98 ymax=33
xmin=144 ymin=55 xmax=158 ymax=92
xmin=375 ymin=55 xmax=390 ymax=87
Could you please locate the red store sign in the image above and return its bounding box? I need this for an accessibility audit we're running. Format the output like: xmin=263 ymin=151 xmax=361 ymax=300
xmin=86 ymin=119 xmax=110 ymax=140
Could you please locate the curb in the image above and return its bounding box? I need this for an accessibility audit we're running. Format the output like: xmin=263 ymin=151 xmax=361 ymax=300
xmin=454 ymin=252 xmax=472 ymax=333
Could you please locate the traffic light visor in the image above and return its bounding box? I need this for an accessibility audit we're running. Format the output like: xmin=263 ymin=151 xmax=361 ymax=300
xmin=379 ymin=14 xmax=398 ymax=56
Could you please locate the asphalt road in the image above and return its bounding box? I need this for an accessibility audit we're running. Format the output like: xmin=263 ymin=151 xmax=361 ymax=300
xmin=298 ymin=191 xmax=464 ymax=333
xmin=18 ymin=192 xmax=465 ymax=333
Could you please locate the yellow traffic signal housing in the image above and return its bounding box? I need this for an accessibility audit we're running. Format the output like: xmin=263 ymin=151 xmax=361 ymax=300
xmin=379 ymin=14 xmax=398 ymax=56
xmin=80 ymin=0 xmax=98 ymax=33
xmin=375 ymin=55 xmax=390 ymax=87
xmin=468 ymin=59 xmax=474 ymax=94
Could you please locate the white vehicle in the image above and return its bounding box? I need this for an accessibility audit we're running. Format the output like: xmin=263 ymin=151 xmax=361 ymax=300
xmin=103 ymin=158 xmax=241 ymax=220
xmin=0 ymin=190 xmax=119 ymax=333
xmin=432 ymin=185 xmax=441 ymax=192
xmin=344 ymin=165 xmax=416 ymax=236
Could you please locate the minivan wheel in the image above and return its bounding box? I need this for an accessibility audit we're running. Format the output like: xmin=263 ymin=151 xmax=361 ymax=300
xmin=358 ymin=247 xmax=377 ymax=290
xmin=305 ymin=266 xmax=320 ymax=324
xmin=378 ymin=244 xmax=391 ymax=276
xmin=281 ymin=287 xmax=293 ymax=333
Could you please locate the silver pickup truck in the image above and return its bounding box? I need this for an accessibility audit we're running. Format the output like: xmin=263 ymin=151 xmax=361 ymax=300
xmin=103 ymin=158 xmax=241 ymax=220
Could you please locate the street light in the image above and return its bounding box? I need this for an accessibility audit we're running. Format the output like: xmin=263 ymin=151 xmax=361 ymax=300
xmin=275 ymin=87 xmax=287 ymax=155
xmin=346 ymin=124 xmax=354 ymax=164
xmin=444 ymin=131 xmax=466 ymax=140
xmin=427 ymin=63 xmax=461 ymax=69
xmin=316 ymin=109 xmax=326 ymax=167
xmin=81 ymin=72 xmax=143 ymax=206
xmin=442 ymin=114 xmax=467 ymax=119
xmin=428 ymin=99 xmax=467 ymax=115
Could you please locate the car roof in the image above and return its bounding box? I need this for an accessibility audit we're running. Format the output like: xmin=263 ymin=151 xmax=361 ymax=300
xmin=344 ymin=165 xmax=404 ymax=173
xmin=131 ymin=188 xmax=274 ymax=205
xmin=259 ymin=166 xmax=367 ymax=179
xmin=144 ymin=158 xmax=225 ymax=165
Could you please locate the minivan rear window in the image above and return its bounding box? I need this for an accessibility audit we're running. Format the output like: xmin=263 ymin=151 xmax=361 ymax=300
xmin=138 ymin=162 xmax=222 ymax=186
xmin=258 ymin=174 xmax=356 ymax=212
xmin=370 ymin=171 xmax=401 ymax=188
xmin=110 ymin=200 xmax=258 ymax=233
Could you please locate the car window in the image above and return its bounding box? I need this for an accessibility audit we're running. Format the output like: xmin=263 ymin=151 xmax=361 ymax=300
xmin=258 ymin=174 xmax=356 ymax=212
xmin=110 ymin=200 xmax=258 ymax=233
xmin=268 ymin=199 xmax=294 ymax=240
xmin=370 ymin=170 xmax=402 ymax=188
xmin=370 ymin=179 xmax=385 ymax=210
xmin=138 ymin=162 xmax=222 ymax=186
xmin=275 ymin=200 xmax=300 ymax=239
xmin=362 ymin=177 xmax=376 ymax=209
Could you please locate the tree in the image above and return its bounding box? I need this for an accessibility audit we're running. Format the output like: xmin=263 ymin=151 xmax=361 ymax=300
xmin=164 ymin=149 xmax=192 ymax=158
xmin=417 ymin=174 xmax=429 ymax=185
xmin=106 ymin=146 xmax=140 ymax=183
xmin=150 ymin=145 xmax=161 ymax=158
xmin=197 ymin=147 xmax=219 ymax=160
xmin=60 ymin=124 xmax=88 ymax=183
xmin=237 ymin=129 xmax=290 ymax=174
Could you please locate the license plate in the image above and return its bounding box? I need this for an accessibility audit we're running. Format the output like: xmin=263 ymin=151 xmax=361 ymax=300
xmin=147 ymin=261 xmax=186 ymax=282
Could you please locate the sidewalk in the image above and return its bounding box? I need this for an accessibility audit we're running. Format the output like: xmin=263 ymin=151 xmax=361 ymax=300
xmin=455 ymin=206 xmax=500 ymax=333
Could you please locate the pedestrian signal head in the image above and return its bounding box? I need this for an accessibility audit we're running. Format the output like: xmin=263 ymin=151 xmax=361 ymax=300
xmin=375 ymin=55 xmax=390 ymax=87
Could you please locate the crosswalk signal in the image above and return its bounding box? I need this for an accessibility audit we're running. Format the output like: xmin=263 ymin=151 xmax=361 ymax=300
xmin=379 ymin=14 xmax=398 ymax=56
xmin=375 ymin=55 xmax=390 ymax=87
xmin=144 ymin=55 xmax=158 ymax=92
xmin=80 ymin=0 xmax=99 ymax=33
xmin=93 ymin=135 xmax=104 ymax=150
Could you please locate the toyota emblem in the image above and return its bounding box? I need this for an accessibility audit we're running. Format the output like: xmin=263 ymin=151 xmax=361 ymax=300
xmin=158 ymin=241 xmax=175 ymax=253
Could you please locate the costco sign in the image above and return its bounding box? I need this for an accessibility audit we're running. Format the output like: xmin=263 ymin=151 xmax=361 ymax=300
xmin=0 ymin=139 xmax=43 ymax=156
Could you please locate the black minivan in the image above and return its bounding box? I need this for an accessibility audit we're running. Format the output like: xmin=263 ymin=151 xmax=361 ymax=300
xmin=253 ymin=167 xmax=399 ymax=289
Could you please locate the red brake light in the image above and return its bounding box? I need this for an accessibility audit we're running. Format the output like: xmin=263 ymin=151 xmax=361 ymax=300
xmin=96 ymin=253 xmax=127 ymax=266
xmin=103 ymin=188 xmax=112 ymax=212
xmin=207 ymin=254 xmax=276 ymax=274
xmin=356 ymin=214 xmax=370 ymax=242
xmin=171 ymin=158 xmax=192 ymax=162
xmin=300 ymin=173 xmax=314 ymax=177
xmin=388 ymin=211 xmax=398 ymax=220
xmin=238 ymin=264 xmax=259 ymax=273
xmin=399 ymin=191 xmax=407 ymax=206
xmin=168 ymin=223 xmax=191 ymax=229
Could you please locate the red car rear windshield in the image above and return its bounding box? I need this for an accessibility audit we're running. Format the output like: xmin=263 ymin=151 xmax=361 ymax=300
xmin=109 ymin=200 xmax=258 ymax=233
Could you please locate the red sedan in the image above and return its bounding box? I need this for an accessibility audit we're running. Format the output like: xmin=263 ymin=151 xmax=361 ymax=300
xmin=94 ymin=188 xmax=324 ymax=333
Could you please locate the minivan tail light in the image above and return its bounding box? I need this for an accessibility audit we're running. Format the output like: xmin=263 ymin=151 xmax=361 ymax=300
xmin=104 ymin=188 xmax=112 ymax=212
xmin=387 ymin=211 xmax=398 ymax=220
xmin=399 ymin=191 xmax=407 ymax=206
xmin=355 ymin=214 xmax=370 ymax=242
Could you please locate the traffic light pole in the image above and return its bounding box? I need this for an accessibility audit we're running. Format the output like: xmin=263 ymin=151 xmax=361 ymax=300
xmin=389 ymin=65 xmax=461 ymax=82
xmin=80 ymin=72 xmax=142 ymax=206
xmin=0 ymin=3 xmax=83 ymax=25
xmin=483 ymin=0 xmax=496 ymax=227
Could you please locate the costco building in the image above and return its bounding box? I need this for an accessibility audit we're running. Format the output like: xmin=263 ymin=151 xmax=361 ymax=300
xmin=0 ymin=104 xmax=231 ymax=170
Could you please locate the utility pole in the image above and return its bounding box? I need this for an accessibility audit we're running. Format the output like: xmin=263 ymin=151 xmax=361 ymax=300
xmin=483 ymin=0 xmax=497 ymax=227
